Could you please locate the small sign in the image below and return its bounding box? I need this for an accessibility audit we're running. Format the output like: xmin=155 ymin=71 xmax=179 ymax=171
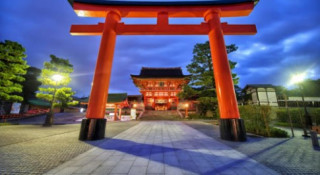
xmin=131 ymin=109 xmax=136 ymax=120
xmin=10 ymin=103 xmax=21 ymax=114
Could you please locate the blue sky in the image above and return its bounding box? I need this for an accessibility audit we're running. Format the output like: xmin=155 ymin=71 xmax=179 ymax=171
xmin=1 ymin=0 xmax=319 ymax=97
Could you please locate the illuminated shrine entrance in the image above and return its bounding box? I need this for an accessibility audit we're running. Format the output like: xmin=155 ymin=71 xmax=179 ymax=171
xmin=69 ymin=0 xmax=258 ymax=141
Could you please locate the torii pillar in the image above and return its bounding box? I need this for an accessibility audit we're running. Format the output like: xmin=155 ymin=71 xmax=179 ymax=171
xmin=70 ymin=0 xmax=257 ymax=141
xmin=79 ymin=12 xmax=120 ymax=140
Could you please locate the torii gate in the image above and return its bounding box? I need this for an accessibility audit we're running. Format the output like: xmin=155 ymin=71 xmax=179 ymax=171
xmin=69 ymin=0 xmax=258 ymax=141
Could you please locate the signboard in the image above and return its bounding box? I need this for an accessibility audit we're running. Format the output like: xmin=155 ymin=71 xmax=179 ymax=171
xmin=131 ymin=109 xmax=136 ymax=120
xmin=121 ymin=115 xmax=132 ymax=121
xmin=155 ymin=99 xmax=167 ymax=104
xmin=10 ymin=103 xmax=21 ymax=114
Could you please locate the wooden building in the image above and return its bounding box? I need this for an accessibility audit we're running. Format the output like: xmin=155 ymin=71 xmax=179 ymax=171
xmin=244 ymin=84 xmax=278 ymax=106
xmin=131 ymin=67 xmax=190 ymax=110
xmin=78 ymin=93 xmax=129 ymax=120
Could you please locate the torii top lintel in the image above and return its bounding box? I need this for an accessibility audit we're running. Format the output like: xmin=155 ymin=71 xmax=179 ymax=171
xmin=69 ymin=0 xmax=258 ymax=35
xmin=69 ymin=0 xmax=258 ymax=18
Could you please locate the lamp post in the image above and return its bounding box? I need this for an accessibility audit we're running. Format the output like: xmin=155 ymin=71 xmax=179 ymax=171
xmin=290 ymin=73 xmax=313 ymax=135
xmin=185 ymin=103 xmax=189 ymax=118
xmin=43 ymin=74 xmax=63 ymax=126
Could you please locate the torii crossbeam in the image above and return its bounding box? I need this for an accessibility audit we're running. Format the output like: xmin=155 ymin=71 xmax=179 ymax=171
xmin=69 ymin=0 xmax=258 ymax=141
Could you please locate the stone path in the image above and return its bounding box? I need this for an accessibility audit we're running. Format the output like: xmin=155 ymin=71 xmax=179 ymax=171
xmin=0 ymin=121 xmax=139 ymax=175
xmin=46 ymin=121 xmax=278 ymax=175
xmin=184 ymin=121 xmax=320 ymax=175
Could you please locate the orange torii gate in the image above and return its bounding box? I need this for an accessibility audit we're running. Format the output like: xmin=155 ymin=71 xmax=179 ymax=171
xmin=69 ymin=0 xmax=258 ymax=141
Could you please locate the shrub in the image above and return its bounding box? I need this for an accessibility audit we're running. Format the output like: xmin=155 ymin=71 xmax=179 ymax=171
xmin=270 ymin=127 xmax=289 ymax=138
xmin=310 ymin=108 xmax=320 ymax=126
xmin=239 ymin=105 xmax=288 ymax=137
xmin=188 ymin=113 xmax=215 ymax=120
xmin=197 ymin=97 xmax=218 ymax=117
xmin=276 ymin=108 xmax=305 ymax=128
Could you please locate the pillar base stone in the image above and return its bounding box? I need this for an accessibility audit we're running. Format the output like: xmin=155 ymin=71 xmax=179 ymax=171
xmin=219 ymin=118 xmax=246 ymax=142
xmin=79 ymin=119 xmax=106 ymax=140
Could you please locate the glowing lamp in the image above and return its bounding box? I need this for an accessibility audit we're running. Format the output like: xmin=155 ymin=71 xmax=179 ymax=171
xmin=52 ymin=74 xmax=63 ymax=82
xmin=290 ymin=73 xmax=306 ymax=85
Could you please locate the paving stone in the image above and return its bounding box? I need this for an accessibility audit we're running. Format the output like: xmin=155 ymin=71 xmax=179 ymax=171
xmin=147 ymin=161 xmax=165 ymax=174
xmin=133 ymin=157 xmax=149 ymax=166
xmin=128 ymin=166 xmax=147 ymax=175
xmin=111 ymin=160 xmax=134 ymax=174
xmin=91 ymin=165 xmax=114 ymax=175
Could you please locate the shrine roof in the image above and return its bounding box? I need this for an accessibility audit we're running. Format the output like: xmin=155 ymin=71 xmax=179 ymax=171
xmin=131 ymin=67 xmax=191 ymax=79
xmin=244 ymin=84 xmax=276 ymax=90
xmin=78 ymin=93 xmax=128 ymax=103
xmin=69 ymin=0 xmax=259 ymax=6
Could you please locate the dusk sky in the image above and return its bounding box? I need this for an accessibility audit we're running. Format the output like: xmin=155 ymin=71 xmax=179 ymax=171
xmin=1 ymin=0 xmax=319 ymax=97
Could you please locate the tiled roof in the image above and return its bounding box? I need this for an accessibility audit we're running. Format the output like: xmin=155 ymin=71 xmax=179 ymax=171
xmin=78 ymin=93 xmax=127 ymax=103
xmin=69 ymin=0 xmax=258 ymax=6
xmin=244 ymin=84 xmax=275 ymax=89
xmin=131 ymin=67 xmax=190 ymax=79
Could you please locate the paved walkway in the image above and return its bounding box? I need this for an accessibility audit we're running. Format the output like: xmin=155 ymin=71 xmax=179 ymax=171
xmin=184 ymin=121 xmax=320 ymax=174
xmin=46 ymin=121 xmax=278 ymax=175
xmin=0 ymin=121 xmax=139 ymax=175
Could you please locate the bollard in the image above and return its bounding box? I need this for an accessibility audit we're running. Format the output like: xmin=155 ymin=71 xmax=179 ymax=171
xmin=310 ymin=131 xmax=319 ymax=147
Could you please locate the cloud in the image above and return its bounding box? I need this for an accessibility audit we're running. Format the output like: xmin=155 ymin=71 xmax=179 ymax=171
xmin=1 ymin=0 xmax=319 ymax=96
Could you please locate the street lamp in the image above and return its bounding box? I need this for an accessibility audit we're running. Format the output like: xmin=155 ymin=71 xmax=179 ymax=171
xmin=290 ymin=73 xmax=313 ymax=134
xmin=185 ymin=103 xmax=189 ymax=118
xmin=43 ymin=74 xmax=63 ymax=126
xmin=52 ymin=74 xmax=63 ymax=82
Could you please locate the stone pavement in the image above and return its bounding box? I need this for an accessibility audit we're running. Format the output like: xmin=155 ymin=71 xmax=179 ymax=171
xmin=184 ymin=121 xmax=320 ymax=175
xmin=46 ymin=121 xmax=278 ymax=175
xmin=0 ymin=121 xmax=139 ymax=175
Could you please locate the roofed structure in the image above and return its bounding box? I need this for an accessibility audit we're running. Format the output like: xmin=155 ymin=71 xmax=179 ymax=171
xmin=79 ymin=93 xmax=128 ymax=104
xmin=131 ymin=67 xmax=190 ymax=110
xmin=68 ymin=0 xmax=259 ymax=6
xmin=131 ymin=67 xmax=190 ymax=79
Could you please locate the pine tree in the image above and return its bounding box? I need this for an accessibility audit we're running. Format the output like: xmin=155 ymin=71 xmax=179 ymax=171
xmin=37 ymin=55 xmax=75 ymax=126
xmin=179 ymin=41 xmax=239 ymax=117
xmin=0 ymin=40 xmax=29 ymax=102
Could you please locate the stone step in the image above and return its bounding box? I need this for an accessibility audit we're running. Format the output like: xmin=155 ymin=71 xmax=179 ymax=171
xmin=139 ymin=110 xmax=181 ymax=120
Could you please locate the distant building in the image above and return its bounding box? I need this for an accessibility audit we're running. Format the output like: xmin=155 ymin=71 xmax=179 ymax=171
xmin=243 ymin=84 xmax=278 ymax=106
xmin=131 ymin=67 xmax=190 ymax=110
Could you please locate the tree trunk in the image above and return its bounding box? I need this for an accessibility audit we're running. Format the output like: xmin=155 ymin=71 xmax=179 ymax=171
xmin=43 ymin=112 xmax=53 ymax=126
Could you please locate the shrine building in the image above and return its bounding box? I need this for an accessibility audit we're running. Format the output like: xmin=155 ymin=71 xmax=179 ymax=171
xmin=131 ymin=67 xmax=190 ymax=110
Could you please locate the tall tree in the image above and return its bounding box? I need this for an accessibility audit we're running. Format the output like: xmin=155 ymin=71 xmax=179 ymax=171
xmin=21 ymin=66 xmax=42 ymax=103
xmin=0 ymin=40 xmax=29 ymax=102
xmin=37 ymin=55 xmax=75 ymax=126
xmin=179 ymin=41 xmax=239 ymax=117
xmin=187 ymin=41 xmax=239 ymax=89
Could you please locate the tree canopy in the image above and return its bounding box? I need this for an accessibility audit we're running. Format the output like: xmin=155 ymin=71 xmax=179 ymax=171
xmin=36 ymin=55 xmax=76 ymax=125
xmin=22 ymin=66 xmax=42 ymax=103
xmin=0 ymin=40 xmax=29 ymax=102
xmin=179 ymin=41 xmax=239 ymax=117
xmin=186 ymin=41 xmax=238 ymax=89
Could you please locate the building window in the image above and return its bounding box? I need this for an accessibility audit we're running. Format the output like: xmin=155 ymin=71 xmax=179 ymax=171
xmin=159 ymin=82 xmax=164 ymax=87
xmin=154 ymin=92 xmax=159 ymax=96
xmin=169 ymin=83 xmax=175 ymax=87
xmin=159 ymin=92 xmax=164 ymax=96
xmin=170 ymin=92 xmax=177 ymax=96
xmin=164 ymin=92 xmax=168 ymax=96
xmin=147 ymin=82 xmax=153 ymax=87
xmin=146 ymin=92 xmax=152 ymax=96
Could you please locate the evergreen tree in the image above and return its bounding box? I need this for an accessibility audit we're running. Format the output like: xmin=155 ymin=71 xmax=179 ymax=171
xmin=22 ymin=66 xmax=42 ymax=103
xmin=37 ymin=55 xmax=75 ymax=126
xmin=186 ymin=41 xmax=238 ymax=89
xmin=179 ymin=41 xmax=239 ymax=117
xmin=0 ymin=40 xmax=29 ymax=102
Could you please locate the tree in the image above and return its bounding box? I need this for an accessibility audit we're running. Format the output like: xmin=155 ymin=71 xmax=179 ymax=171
xmin=0 ymin=40 xmax=29 ymax=102
xmin=186 ymin=41 xmax=239 ymax=90
xmin=21 ymin=66 xmax=42 ymax=103
xmin=36 ymin=55 xmax=75 ymax=126
xmin=179 ymin=41 xmax=239 ymax=116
